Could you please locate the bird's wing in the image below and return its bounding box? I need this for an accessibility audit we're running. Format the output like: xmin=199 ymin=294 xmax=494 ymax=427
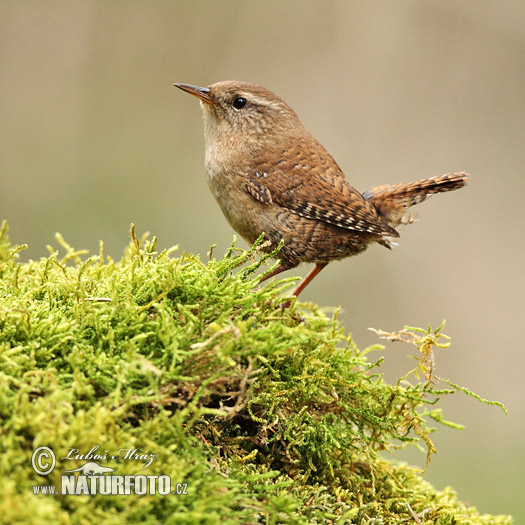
xmin=241 ymin=141 xmax=398 ymax=237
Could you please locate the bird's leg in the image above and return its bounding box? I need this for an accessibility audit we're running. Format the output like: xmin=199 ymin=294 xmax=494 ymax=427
xmin=259 ymin=263 xmax=292 ymax=283
xmin=292 ymin=263 xmax=327 ymax=297
xmin=259 ymin=262 xmax=326 ymax=310
xmin=259 ymin=263 xmax=295 ymax=310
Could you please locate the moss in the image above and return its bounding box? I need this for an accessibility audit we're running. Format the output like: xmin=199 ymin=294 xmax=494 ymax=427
xmin=0 ymin=221 xmax=512 ymax=524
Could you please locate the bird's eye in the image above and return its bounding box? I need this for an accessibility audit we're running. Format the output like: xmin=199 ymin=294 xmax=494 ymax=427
xmin=233 ymin=97 xmax=247 ymax=109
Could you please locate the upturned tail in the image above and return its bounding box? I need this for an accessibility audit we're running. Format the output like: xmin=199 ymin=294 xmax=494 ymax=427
xmin=363 ymin=172 xmax=470 ymax=230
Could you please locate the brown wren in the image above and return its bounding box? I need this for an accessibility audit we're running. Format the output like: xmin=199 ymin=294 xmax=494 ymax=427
xmin=174 ymin=80 xmax=469 ymax=298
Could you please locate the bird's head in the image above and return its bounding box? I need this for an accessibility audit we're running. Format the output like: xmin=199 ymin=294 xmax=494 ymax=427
xmin=174 ymin=80 xmax=302 ymax=142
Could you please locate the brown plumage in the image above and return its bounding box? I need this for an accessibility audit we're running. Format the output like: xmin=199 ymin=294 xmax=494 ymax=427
xmin=175 ymin=80 xmax=470 ymax=297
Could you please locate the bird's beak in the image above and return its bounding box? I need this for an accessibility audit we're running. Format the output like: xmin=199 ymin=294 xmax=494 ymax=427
xmin=174 ymin=83 xmax=213 ymax=104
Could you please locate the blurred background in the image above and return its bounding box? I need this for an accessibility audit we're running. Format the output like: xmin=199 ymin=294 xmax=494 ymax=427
xmin=1 ymin=1 xmax=523 ymax=519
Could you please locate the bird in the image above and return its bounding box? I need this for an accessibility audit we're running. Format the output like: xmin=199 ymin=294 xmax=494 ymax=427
xmin=174 ymin=80 xmax=469 ymax=298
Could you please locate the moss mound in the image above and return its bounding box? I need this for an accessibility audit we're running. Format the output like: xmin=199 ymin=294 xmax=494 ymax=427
xmin=0 ymin=222 xmax=511 ymax=524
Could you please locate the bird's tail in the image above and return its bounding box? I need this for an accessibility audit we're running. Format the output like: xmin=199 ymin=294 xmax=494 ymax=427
xmin=363 ymin=172 xmax=470 ymax=230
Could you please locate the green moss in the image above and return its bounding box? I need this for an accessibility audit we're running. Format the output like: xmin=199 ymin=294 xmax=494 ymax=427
xmin=0 ymin=221 xmax=512 ymax=524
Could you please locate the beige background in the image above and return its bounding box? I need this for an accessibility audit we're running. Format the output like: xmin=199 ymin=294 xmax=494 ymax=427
xmin=1 ymin=1 xmax=523 ymax=519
